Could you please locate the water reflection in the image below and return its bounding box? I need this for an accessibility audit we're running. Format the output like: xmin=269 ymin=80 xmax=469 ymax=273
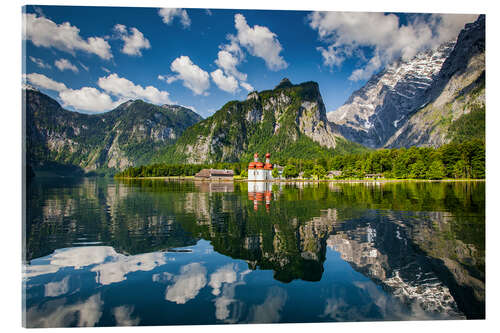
xmin=24 ymin=178 xmax=485 ymax=327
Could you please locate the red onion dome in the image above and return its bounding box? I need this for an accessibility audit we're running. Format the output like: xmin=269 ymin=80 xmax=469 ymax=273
xmin=265 ymin=153 xmax=271 ymax=158
xmin=264 ymin=163 xmax=273 ymax=170
xmin=255 ymin=162 xmax=264 ymax=169
xmin=248 ymin=162 xmax=256 ymax=169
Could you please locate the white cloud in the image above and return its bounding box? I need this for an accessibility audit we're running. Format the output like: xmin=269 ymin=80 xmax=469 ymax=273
xmin=157 ymin=74 xmax=178 ymax=84
xmin=212 ymin=34 xmax=254 ymax=93
xmin=248 ymin=287 xmax=287 ymax=323
xmin=233 ymin=14 xmax=287 ymax=71
xmin=25 ymin=72 xmax=173 ymax=113
xmin=112 ymin=306 xmax=140 ymax=326
xmin=308 ymin=12 xmax=478 ymax=81
xmin=169 ymin=55 xmax=210 ymax=95
xmin=98 ymin=73 xmax=173 ymax=105
xmin=25 ymin=246 xmax=169 ymax=284
xmin=165 ymin=263 xmax=207 ymax=304
xmin=210 ymin=69 xmax=239 ymax=93
xmin=212 ymin=267 xmax=251 ymax=323
xmin=44 ymin=276 xmax=70 ymax=297
xmin=29 ymin=56 xmax=51 ymax=69
xmin=59 ymin=87 xmax=121 ymax=113
xmin=158 ymin=8 xmax=191 ymax=28
xmin=240 ymin=81 xmax=254 ymax=92
xmin=23 ymin=13 xmax=112 ymax=60
xmin=54 ymin=58 xmax=79 ymax=73
xmin=209 ymin=264 xmax=237 ymax=296
xmin=113 ymin=24 xmax=151 ymax=56
xmin=215 ymin=49 xmax=247 ymax=81
xmin=26 ymin=294 xmax=103 ymax=328
xmin=24 ymin=73 xmax=67 ymax=92
xmin=90 ymin=251 xmax=167 ymax=285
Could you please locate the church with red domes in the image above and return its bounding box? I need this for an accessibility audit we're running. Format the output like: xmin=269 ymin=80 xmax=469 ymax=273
xmin=248 ymin=153 xmax=274 ymax=181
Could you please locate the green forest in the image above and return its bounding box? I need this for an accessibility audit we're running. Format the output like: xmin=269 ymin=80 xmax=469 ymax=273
xmin=115 ymin=138 xmax=485 ymax=180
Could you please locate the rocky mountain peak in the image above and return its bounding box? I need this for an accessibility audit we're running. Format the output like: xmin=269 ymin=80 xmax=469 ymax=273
xmin=327 ymin=15 xmax=484 ymax=149
xmin=246 ymin=91 xmax=259 ymax=101
xmin=327 ymin=36 xmax=458 ymax=148
xmin=275 ymin=77 xmax=293 ymax=89
xmin=164 ymin=79 xmax=356 ymax=164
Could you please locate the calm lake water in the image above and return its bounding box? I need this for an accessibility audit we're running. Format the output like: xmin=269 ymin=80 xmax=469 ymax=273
xmin=23 ymin=178 xmax=485 ymax=327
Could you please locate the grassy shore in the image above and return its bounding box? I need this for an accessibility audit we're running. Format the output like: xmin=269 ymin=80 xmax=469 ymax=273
xmin=114 ymin=175 xmax=484 ymax=183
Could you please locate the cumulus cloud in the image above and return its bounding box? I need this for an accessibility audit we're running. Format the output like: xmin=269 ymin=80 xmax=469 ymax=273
xmin=208 ymin=13 xmax=285 ymax=93
xmin=308 ymin=12 xmax=478 ymax=81
xmin=29 ymin=56 xmax=51 ymax=69
xmin=240 ymin=81 xmax=254 ymax=92
xmin=59 ymin=87 xmax=121 ymax=113
xmin=165 ymin=263 xmax=207 ymax=304
xmin=24 ymin=74 xmax=119 ymax=112
xmin=26 ymin=294 xmax=103 ymax=328
xmin=24 ymin=73 xmax=67 ymax=92
xmin=54 ymin=58 xmax=79 ymax=73
xmin=248 ymin=287 xmax=287 ymax=323
xmin=113 ymin=24 xmax=151 ymax=56
xmin=25 ymin=72 xmax=173 ymax=113
xmin=210 ymin=69 xmax=239 ymax=93
xmin=233 ymin=14 xmax=287 ymax=71
xmin=112 ymin=305 xmax=140 ymax=326
xmin=209 ymin=264 xmax=237 ymax=296
xmin=91 ymin=251 xmax=168 ymax=285
xmin=168 ymin=55 xmax=210 ymax=95
xmin=158 ymin=8 xmax=191 ymax=28
xmin=211 ymin=30 xmax=255 ymax=93
xmin=215 ymin=49 xmax=247 ymax=81
xmin=98 ymin=73 xmax=173 ymax=105
xmin=44 ymin=276 xmax=70 ymax=297
xmin=23 ymin=13 xmax=112 ymax=60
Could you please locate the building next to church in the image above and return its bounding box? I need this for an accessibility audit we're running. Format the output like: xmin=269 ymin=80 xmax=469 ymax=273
xmin=248 ymin=153 xmax=273 ymax=181
xmin=194 ymin=169 xmax=234 ymax=181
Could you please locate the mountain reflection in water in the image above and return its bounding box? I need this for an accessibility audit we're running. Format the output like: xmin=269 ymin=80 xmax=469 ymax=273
xmin=24 ymin=178 xmax=485 ymax=327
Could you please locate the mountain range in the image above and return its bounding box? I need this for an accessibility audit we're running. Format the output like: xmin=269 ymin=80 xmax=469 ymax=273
xmin=328 ymin=14 xmax=485 ymax=148
xmin=24 ymin=15 xmax=485 ymax=173
xmin=25 ymin=88 xmax=202 ymax=173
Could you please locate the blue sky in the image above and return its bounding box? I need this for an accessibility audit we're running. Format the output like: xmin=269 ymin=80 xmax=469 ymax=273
xmin=23 ymin=6 xmax=477 ymax=117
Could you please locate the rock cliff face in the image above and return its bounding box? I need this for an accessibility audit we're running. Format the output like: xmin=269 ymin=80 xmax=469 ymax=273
xmin=328 ymin=42 xmax=455 ymax=148
xmin=162 ymin=79 xmax=361 ymax=164
xmin=385 ymin=15 xmax=485 ymax=147
xmin=25 ymin=88 xmax=202 ymax=172
xmin=328 ymin=15 xmax=485 ymax=148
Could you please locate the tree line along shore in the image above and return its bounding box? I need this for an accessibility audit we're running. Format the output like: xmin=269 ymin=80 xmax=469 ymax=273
xmin=114 ymin=138 xmax=485 ymax=181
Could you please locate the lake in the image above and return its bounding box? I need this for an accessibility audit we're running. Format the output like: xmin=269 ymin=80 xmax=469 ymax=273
xmin=23 ymin=178 xmax=485 ymax=327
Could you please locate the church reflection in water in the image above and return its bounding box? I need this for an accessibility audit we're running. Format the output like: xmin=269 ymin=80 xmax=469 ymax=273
xmin=248 ymin=181 xmax=274 ymax=211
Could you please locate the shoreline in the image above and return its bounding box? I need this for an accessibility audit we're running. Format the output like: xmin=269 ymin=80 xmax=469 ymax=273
xmin=114 ymin=176 xmax=485 ymax=183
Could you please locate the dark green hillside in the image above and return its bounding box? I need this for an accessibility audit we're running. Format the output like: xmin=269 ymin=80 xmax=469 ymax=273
xmin=25 ymin=88 xmax=202 ymax=174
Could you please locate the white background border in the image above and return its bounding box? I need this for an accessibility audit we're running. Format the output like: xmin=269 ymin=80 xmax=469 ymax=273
xmin=2 ymin=0 xmax=498 ymax=332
